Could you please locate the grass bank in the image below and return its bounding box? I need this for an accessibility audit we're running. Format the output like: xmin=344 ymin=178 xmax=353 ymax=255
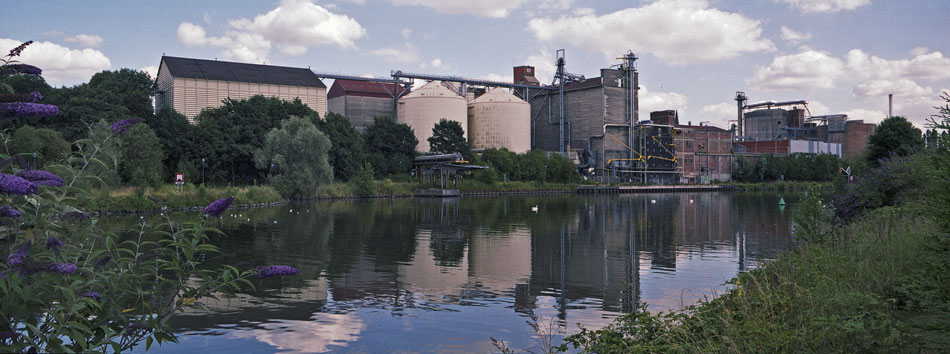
xmin=730 ymin=180 xmax=831 ymax=192
xmin=563 ymin=204 xmax=950 ymax=353
xmin=83 ymin=184 xmax=282 ymax=213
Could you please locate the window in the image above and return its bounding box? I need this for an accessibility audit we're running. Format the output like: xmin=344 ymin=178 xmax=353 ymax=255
xmin=711 ymin=142 xmax=717 ymax=151
xmin=685 ymin=141 xmax=692 ymax=149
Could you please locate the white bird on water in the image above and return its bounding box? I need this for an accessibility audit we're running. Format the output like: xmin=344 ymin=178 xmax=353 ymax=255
xmin=651 ymin=199 xmax=656 ymax=204
xmin=531 ymin=205 xmax=539 ymax=212
xmin=689 ymin=199 xmax=694 ymax=203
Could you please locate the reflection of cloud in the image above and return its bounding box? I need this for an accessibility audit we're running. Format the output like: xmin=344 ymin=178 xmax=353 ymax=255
xmin=229 ymin=313 xmax=365 ymax=353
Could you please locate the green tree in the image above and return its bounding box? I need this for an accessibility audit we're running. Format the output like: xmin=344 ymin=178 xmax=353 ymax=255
xmin=428 ymin=118 xmax=471 ymax=157
xmin=318 ymin=113 xmax=365 ymax=181
xmin=149 ymin=108 xmax=198 ymax=181
xmin=119 ymin=124 xmax=165 ymax=187
xmin=866 ymin=116 xmax=922 ymax=165
xmin=7 ymin=125 xmax=70 ymax=167
xmin=364 ymin=116 xmax=417 ymax=177
xmin=254 ymin=116 xmax=332 ymax=198
xmin=194 ymin=96 xmax=319 ymax=185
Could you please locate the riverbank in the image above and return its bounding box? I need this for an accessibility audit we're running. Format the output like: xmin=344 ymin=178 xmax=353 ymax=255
xmin=561 ymin=203 xmax=950 ymax=353
xmin=729 ymin=180 xmax=832 ymax=192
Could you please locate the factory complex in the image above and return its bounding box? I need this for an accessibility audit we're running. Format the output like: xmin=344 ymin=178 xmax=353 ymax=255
xmin=155 ymin=51 xmax=878 ymax=184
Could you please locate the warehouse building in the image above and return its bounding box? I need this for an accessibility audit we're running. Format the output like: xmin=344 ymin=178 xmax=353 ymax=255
xmin=155 ymin=56 xmax=327 ymax=121
xmin=327 ymin=79 xmax=407 ymax=132
xmin=652 ymin=110 xmax=734 ymax=183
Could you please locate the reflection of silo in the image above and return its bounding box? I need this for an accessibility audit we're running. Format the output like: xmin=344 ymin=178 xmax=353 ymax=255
xmin=397 ymin=81 xmax=467 ymax=153
xmin=744 ymin=109 xmax=788 ymax=141
xmin=843 ymin=120 xmax=876 ymax=158
xmin=467 ymin=88 xmax=531 ymax=153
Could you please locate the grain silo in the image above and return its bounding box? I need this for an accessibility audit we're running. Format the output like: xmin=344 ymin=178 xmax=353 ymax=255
xmin=397 ymin=81 xmax=467 ymax=153
xmin=468 ymin=88 xmax=530 ymax=153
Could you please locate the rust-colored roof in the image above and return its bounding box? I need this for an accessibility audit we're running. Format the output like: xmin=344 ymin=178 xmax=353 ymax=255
xmin=327 ymin=79 xmax=408 ymax=99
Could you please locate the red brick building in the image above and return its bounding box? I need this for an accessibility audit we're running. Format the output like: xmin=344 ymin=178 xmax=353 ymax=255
xmin=675 ymin=124 xmax=734 ymax=183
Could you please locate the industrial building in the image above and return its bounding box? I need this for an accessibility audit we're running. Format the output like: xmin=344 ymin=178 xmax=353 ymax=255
xmin=521 ymin=51 xmax=676 ymax=184
xmin=327 ymin=79 xmax=407 ymax=132
xmin=652 ymin=110 xmax=734 ymax=183
xmin=155 ymin=56 xmax=327 ymax=121
xmin=732 ymin=92 xmax=872 ymax=161
xmin=467 ymin=88 xmax=530 ymax=153
xmin=396 ymin=81 xmax=468 ymax=153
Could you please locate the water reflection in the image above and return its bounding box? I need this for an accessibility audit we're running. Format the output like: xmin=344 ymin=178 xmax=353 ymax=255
xmin=121 ymin=192 xmax=790 ymax=353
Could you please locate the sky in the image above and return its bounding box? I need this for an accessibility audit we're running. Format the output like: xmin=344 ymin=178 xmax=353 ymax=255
xmin=3 ymin=0 xmax=949 ymax=129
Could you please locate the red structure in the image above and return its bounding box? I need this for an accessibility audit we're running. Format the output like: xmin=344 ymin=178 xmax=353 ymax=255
xmin=674 ymin=122 xmax=734 ymax=183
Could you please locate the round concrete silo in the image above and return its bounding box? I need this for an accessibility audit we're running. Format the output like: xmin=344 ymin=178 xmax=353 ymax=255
xmin=467 ymin=88 xmax=531 ymax=153
xmin=397 ymin=81 xmax=467 ymax=153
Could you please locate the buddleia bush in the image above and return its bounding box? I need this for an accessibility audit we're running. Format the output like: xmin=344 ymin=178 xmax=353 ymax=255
xmin=0 ymin=42 xmax=299 ymax=353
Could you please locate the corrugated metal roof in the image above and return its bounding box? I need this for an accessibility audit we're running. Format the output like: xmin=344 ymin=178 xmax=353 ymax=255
xmin=327 ymin=79 xmax=407 ymax=99
xmin=160 ymin=56 xmax=326 ymax=88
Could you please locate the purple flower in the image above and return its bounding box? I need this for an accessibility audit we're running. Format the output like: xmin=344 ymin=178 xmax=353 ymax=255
xmin=29 ymin=91 xmax=42 ymax=102
xmin=46 ymin=236 xmax=62 ymax=251
xmin=7 ymin=41 xmax=33 ymax=57
xmin=0 ymin=102 xmax=58 ymax=118
xmin=0 ymin=205 xmax=20 ymax=218
xmin=204 ymin=196 xmax=234 ymax=218
xmin=109 ymin=118 xmax=147 ymax=135
xmin=255 ymin=265 xmax=299 ymax=279
xmin=6 ymin=241 xmax=30 ymax=267
xmin=94 ymin=255 xmax=112 ymax=268
xmin=18 ymin=170 xmax=64 ymax=187
xmin=0 ymin=173 xmax=38 ymax=195
xmin=0 ymin=271 xmax=5 ymax=281
xmin=49 ymin=263 xmax=76 ymax=275
xmin=81 ymin=291 xmax=101 ymax=302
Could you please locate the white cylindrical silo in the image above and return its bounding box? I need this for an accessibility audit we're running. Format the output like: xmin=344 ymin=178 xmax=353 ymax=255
xmin=467 ymin=88 xmax=531 ymax=153
xmin=397 ymin=81 xmax=467 ymax=153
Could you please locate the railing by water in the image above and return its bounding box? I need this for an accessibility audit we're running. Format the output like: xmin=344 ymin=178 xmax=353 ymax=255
xmin=576 ymin=184 xmax=737 ymax=194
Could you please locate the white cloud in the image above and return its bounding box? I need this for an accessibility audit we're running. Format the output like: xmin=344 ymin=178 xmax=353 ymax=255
xmin=778 ymin=0 xmax=870 ymax=13
xmin=807 ymin=100 xmax=831 ymax=115
xmin=842 ymin=108 xmax=887 ymax=124
xmin=177 ymin=0 xmax=365 ymax=63
xmin=41 ymin=30 xmax=64 ymax=37
xmin=63 ymin=34 xmax=104 ymax=48
xmin=400 ymin=27 xmax=412 ymax=39
xmin=639 ymin=85 xmax=688 ymax=116
xmin=139 ymin=65 xmax=158 ymax=80
xmin=909 ymin=47 xmax=930 ymax=57
xmin=479 ymin=73 xmax=509 ymax=82
xmin=747 ymin=50 xmax=844 ymax=90
xmin=391 ymin=0 xmax=527 ymax=18
xmin=0 ymin=38 xmax=111 ymax=87
xmin=699 ymin=102 xmax=737 ymax=128
xmin=368 ymin=43 xmax=421 ymax=63
xmin=202 ymin=12 xmax=212 ymax=24
xmin=780 ymin=26 xmax=811 ymax=44
xmin=527 ymin=0 xmax=775 ymax=65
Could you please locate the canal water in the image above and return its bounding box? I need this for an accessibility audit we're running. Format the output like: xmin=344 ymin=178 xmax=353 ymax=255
xmin=122 ymin=192 xmax=792 ymax=353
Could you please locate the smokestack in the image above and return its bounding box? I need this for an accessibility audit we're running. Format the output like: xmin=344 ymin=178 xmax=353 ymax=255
xmin=888 ymin=93 xmax=893 ymax=117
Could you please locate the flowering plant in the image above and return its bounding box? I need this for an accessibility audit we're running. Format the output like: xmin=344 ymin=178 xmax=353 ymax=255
xmin=0 ymin=43 xmax=298 ymax=352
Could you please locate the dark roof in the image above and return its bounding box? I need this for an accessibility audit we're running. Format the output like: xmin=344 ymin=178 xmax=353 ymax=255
xmin=159 ymin=56 xmax=325 ymax=88
xmin=327 ymin=79 xmax=407 ymax=99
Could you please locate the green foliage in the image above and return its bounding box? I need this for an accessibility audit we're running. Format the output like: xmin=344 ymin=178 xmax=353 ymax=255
xmin=477 ymin=148 xmax=580 ymax=183
xmin=18 ymin=68 xmax=157 ymax=141
xmin=364 ymin=117 xmax=417 ymax=178
xmin=427 ymin=118 xmax=471 ymax=157
xmin=733 ymin=153 xmax=844 ymax=183
xmin=254 ymin=116 xmax=332 ymax=198
xmin=149 ymin=108 xmax=197 ymax=182
xmin=80 ymin=121 xmax=122 ymax=188
xmin=0 ymin=121 xmax=286 ymax=352
xmin=318 ymin=113 xmax=365 ymax=181
xmin=192 ymin=96 xmax=319 ymax=185
xmin=867 ymin=116 xmax=923 ymax=165
xmin=7 ymin=125 xmax=69 ymax=167
xmin=791 ymin=184 xmax=831 ymax=245
xmin=352 ymin=162 xmax=377 ymax=197
xmin=118 ymin=124 xmax=165 ymax=188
